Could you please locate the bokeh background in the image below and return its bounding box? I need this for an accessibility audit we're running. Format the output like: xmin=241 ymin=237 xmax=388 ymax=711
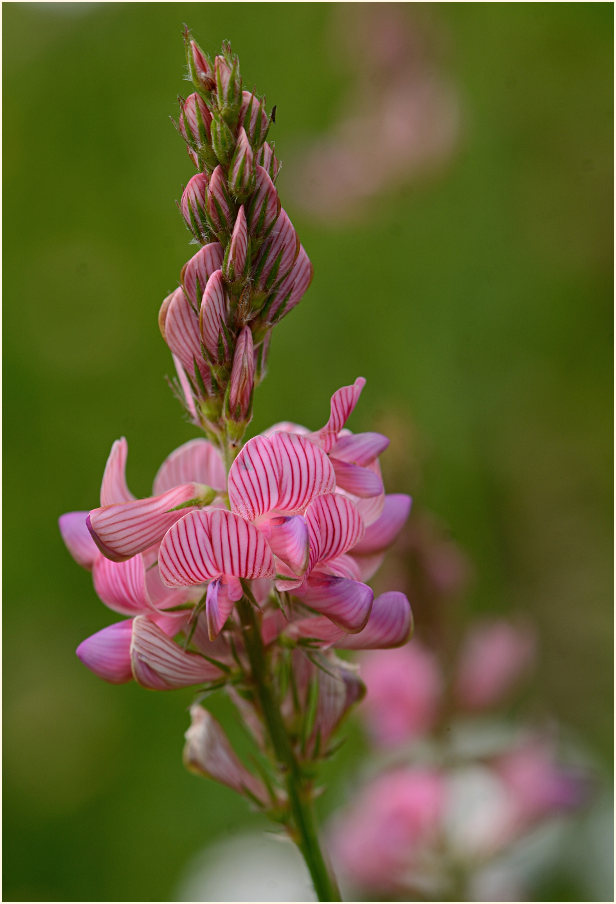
xmin=3 ymin=3 xmax=612 ymax=901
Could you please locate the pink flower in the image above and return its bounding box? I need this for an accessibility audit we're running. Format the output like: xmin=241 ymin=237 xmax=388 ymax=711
xmin=454 ymin=618 xmax=536 ymax=710
xmin=358 ymin=643 xmax=442 ymax=746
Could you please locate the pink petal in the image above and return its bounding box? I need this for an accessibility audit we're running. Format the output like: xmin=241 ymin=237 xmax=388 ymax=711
xmin=331 ymin=432 xmax=390 ymax=466
xmin=336 ymin=591 xmax=413 ymax=649
xmin=59 ymin=511 xmax=99 ymax=570
xmin=159 ymin=509 xmax=275 ymax=587
xmin=153 ymin=438 xmax=226 ymax=495
xmin=100 ymin=437 xmax=134 ymax=505
xmin=164 ymin=287 xmax=210 ymax=389
xmin=351 ymin=551 xmax=386 ymax=581
xmin=306 ymin=493 xmax=365 ymax=570
xmin=331 ymin=458 xmax=384 ymax=497
xmin=182 ymin=242 xmax=224 ymax=308
xmin=267 ymin=245 xmax=313 ymax=322
xmin=172 ymin=354 xmax=197 ymax=420
xmin=246 ymin=165 xmax=280 ymax=234
xmin=321 ymin=553 xmax=362 ymax=580
xmin=199 ymin=269 xmax=228 ymax=362
xmin=296 ymin=575 xmax=373 ymax=632
xmin=92 ymin=554 xmax=153 ymax=615
xmin=76 ymin=620 xmax=133 ymax=683
xmin=261 ymin=514 xmax=309 ymax=575
xmin=256 ymin=209 xmax=298 ymax=290
xmin=206 ymin=577 xmax=236 ymax=639
xmin=131 ymin=616 xmax=221 ymax=689
xmin=228 ymin=434 xmax=281 ymax=520
xmin=227 ymin=206 xmax=248 ymax=279
xmin=287 ymin=615 xmax=347 ymax=646
xmin=88 ymin=484 xmax=200 ymax=562
xmin=352 ymin=494 xmax=412 ymax=554
xmin=317 ymin=377 xmax=366 ymax=452
xmin=272 ymin=432 xmax=336 ymax=514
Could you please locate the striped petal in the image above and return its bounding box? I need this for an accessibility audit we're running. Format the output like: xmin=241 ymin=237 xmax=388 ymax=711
xmin=336 ymin=591 xmax=413 ymax=649
xmin=76 ymin=620 xmax=134 ymax=684
xmin=296 ymin=575 xmax=373 ymax=632
xmin=131 ymin=616 xmax=221 ymax=689
xmin=153 ymin=438 xmax=226 ymax=495
xmin=100 ymin=437 xmax=134 ymax=505
xmin=164 ymin=287 xmax=210 ymax=389
xmin=173 ymin=354 xmax=197 ymax=421
xmin=87 ymin=484 xmax=200 ymax=562
xmin=306 ymin=493 xmax=365 ymax=570
xmin=246 ymin=165 xmax=280 ymax=234
xmin=92 ymin=553 xmax=153 ymax=615
xmin=182 ymin=242 xmax=224 ymax=308
xmin=256 ymin=209 xmax=299 ymax=290
xmin=317 ymin=377 xmax=366 ymax=452
xmin=199 ymin=269 xmax=228 ymax=362
xmin=59 ymin=511 xmax=99 ymax=570
xmin=268 ymin=245 xmax=313 ymax=322
xmin=331 ymin=432 xmax=390 ymax=466
xmin=262 ymin=514 xmax=309 ymax=575
xmin=351 ymin=494 xmax=412 ymax=554
xmin=272 ymin=432 xmax=336 ymax=514
xmin=159 ymin=509 xmax=275 ymax=587
xmin=331 ymin=458 xmax=384 ymax=497
xmin=228 ymin=435 xmax=281 ymax=520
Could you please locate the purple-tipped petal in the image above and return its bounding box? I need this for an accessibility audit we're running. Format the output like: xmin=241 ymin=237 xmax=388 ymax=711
xmin=76 ymin=620 xmax=133 ymax=684
xmin=199 ymin=269 xmax=228 ymax=362
xmin=262 ymin=514 xmax=309 ymax=575
xmin=153 ymin=438 xmax=226 ymax=495
xmin=228 ymin=434 xmax=281 ymax=520
xmin=182 ymin=242 xmax=224 ymax=309
xmin=352 ymin=494 xmax=412 ymax=555
xmin=88 ymin=484 xmax=200 ymax=562
xmin=205 ymin=577 xmax=238 ymax=639
xmin=317 ymin=377 xmax=366 ymax=452
xmin=296 ymin=575 xmax=373 ymax=632
xmin=100 ymin=437 xmax=134 ymax=506
xmin=272 ymin=432 xmax=336 ymax=514
xmin=59 ymin=511 xmax=100 ymax=570
xmin=331 ymin=458 xmax=384 ymax=497
xmin=336 ymin=591 xmax=413 ymax=649
xmin=159 ymin=509 xmax=275 ymax=587
xmin=131 ymin=616 xmax=221 ymax=689
xmin=92 ymin=554 xmax=153 ymax=615
xmin=331 ymin=432 xmax=390 ymax=466
xmin=306 ymin=493 xmax=365 ymax=570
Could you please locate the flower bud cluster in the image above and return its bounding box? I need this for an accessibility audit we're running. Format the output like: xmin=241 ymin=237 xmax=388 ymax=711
xmin=165 ymin=33 xmax=310 ymax=452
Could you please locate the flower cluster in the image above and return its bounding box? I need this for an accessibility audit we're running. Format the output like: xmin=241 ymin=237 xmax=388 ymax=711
xmin=59 ymin=35 xmax=412 ymax=882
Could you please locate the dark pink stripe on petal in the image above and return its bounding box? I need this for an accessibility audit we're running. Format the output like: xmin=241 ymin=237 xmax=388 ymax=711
xmin=263 ymin=514 xmax=310 ymax=576
xmin=318 ymin=377 xmax=366 ymax=452
xmin=228 ymin=435 xmax=281 ymax=519
xmin=183 ymin=242 xmax=224 ymax=308
xmin=92 ymin=554 xmax=153 ymax=615
xmin=131 ymin=616 xmax=221 ymax=689
xmin=305 ymin=493 xmax=365 ymax=570
xmin=199 ymin=269 xmax=228 ymax=362
xmin=153 ymin=438 xmax=226 ymax=494
xmin=100 ymin=437 xmax=134 ymax=505
xmin=331 ymin=458 xmax=384 ymax=498
xmin=272 ymin=432 xmax=336 ymax=514
xmin=165 ymin=288 xmax=211 ymax=389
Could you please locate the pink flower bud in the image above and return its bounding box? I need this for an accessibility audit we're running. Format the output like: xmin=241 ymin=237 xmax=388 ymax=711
xmin=239 ymin=90 xmax=269 ymax=148
xmin=199 ymin=269 xmax=229 ymax=363
xmin=181 ymin=173 xmax=209 ymax=242
xmin=210 ymin=111 xmax=236 ymax=166
xmin=179 ymin=92 xmax=212 ymax=149
xmin=224 ymin=206 xmax=248 ymax=283
xmin=254 ymin=209 xmax=299 ymax=291
xmin=184 ymin=704 xmax=268 ymax=804
xmin=246 ymin=165 xmax=280 ymax=235
xmin=207 ymin=165 xmax=234 ymax=237
xmin=215 ymin=53 xmax=242 ymax=122
xmin=228 ymin=127 xmax=255 ymax=200
xmin=257 ymin=142 xmax=280 ymax=181
xmin=227 ymin=326 xmax=254 ymax=423
xmin=188 ymin=39 xmax=215 ymax=92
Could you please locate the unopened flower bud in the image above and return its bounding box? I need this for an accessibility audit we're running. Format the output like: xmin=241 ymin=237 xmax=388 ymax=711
xmin=224 ymin=206 xmax=248 ymax=284
xmin=199 ymin=269 xmax=229 ymax=364
xmin=257 ymin=142 xmax=280 ymax=181
xmin=181 ymin=173 xmax=210 ymax=242
xmin=227 ymin=326 xmax=254 ymax=426
xmin=207 ymin=165 xmax=234 ymax=238
xmin=228 ymin=128 xmax=255 ymax=201
xmin=210 ymin=110 xmax=236 ymax=166
xmin=215 ymin=52 xmax=242 ymax=128
xmin=187 ymin=38 xmax=216 ymax=92
xmin=246 ymin=165 xmax=280 ymax=235
xmin=239 ymin=90 xmax=269 ymax=149
xmin=179 ymin=92 xmax=212 ymax=150
xmin=254 ymin=209 xmax=299 ymax=292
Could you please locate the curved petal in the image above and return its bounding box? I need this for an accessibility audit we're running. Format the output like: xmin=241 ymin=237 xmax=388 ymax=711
xmin=321 ymin=553 xmax=362 ymax=581
xmin=100 ymin=437 xmax=134 ymax=506
xmin=131 ymin=616 xmax=222 ymax=689
xmin=172 ymin=354 xmax=197 ymax=421
xmin=261 ymin=514 xmax=309 ymax=575
xmin=350 ymin=551 xmax=386 ymax=582
xmin=165 ymin=287 xmax=210 ymax=389
xmin=287 ymin=615 xmax=347 ymax=646
xmin=159 ymin=509 xmax=275 ymax=587
xmin=272 ymin=432 xmax=336 ymax=514
xmin=351 ymin=494 xmax=412 ymax=555
xmin=331 ymin=432 xmax=390 ymax=466
xmin=228 ymin=434 xmax=281 ymax=520
xmin=182 ymin=242 xmax=224 ymax=308
xmin=205 ymin=577 xmax=236 ymax=639
xmin=296 ymin=575 xmax=373 ymax=632
xmin=92 ymin=554 xmax=153 ymax=615
xmin=331 ymin=458 xmax=384 ymax=498
xmin=306 ymin=493 xmax=365 ymax=570
xmin=317 ymin=377 xmax=366 ymax=452
xmin=76 ymin=620 xmax=133 ymax=683
xmin=336 ymin=591 xmax=413 ymax=649
xmin=199 ymin=269 xmax=228 ymax=362
xmin=153 ymin=438 xmax=226 ymax=495
xmin=59 ymin=511 xmax=99 ymax=570
xmin=88 ymin=484 xmax=200 ymax=562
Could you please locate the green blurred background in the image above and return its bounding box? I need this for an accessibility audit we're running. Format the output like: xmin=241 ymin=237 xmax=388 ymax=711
xmin=3 ymin=3 xmax=612 ymax=901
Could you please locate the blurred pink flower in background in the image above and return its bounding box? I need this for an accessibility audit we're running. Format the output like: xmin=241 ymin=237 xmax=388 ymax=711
xmin=455 ymin=618 xmax=536 ymax=710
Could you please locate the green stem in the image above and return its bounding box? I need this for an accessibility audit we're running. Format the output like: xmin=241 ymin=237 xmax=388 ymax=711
xmin=237 ymin=596 xmax=342 ymax=902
